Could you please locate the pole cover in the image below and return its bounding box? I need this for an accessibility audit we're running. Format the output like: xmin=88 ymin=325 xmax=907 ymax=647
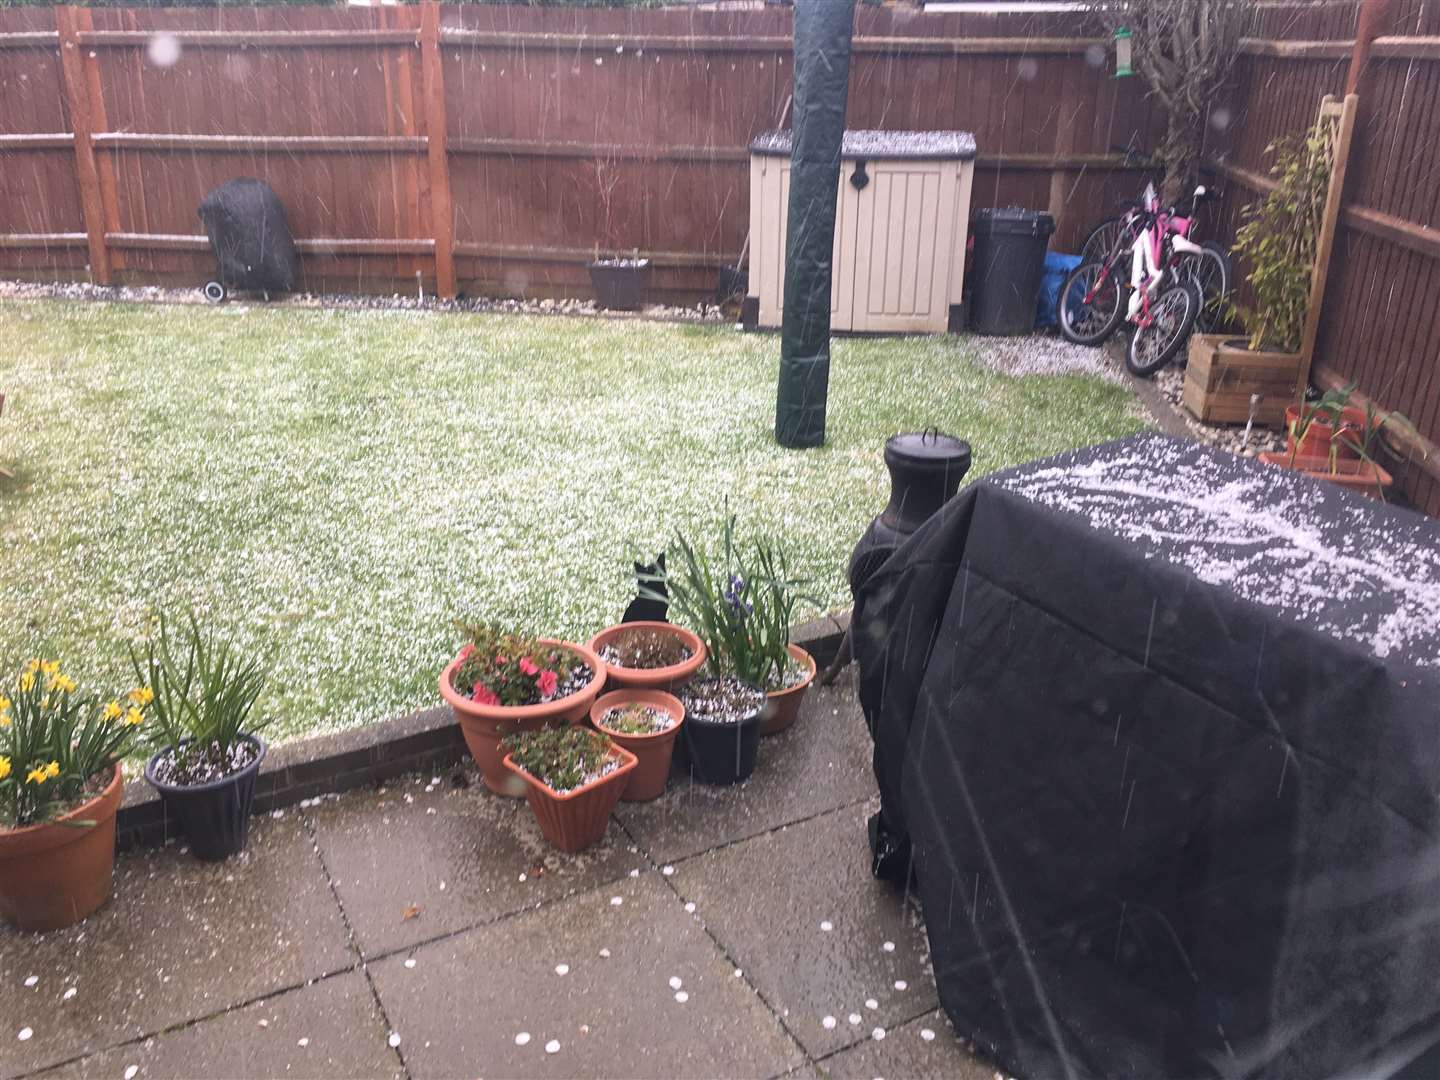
xmin=775 ymin=0 xmax=856 ymax=449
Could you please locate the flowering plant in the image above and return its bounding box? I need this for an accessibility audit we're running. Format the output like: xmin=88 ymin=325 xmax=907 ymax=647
xmin=451 ymin=623 xmax=589 ymax=708
xmin=0 ymin=659 xmax=151 ymax=830
xmin=643 ymin=515 xmax=814 ymax=692
xmin=503 ymin=724 xmax=615 ymax=794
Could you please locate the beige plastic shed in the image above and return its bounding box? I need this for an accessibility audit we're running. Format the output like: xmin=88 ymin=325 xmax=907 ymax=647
xmin=745 ymin=129 xmax=977 ymax=334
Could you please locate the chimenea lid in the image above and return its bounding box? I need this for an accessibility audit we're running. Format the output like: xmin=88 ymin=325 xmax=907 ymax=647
xmin=885 ymin=430 xmax=971 ymax=467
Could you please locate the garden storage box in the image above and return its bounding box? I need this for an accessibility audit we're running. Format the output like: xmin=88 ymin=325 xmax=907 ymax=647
xmin=747 ymin=130 xmax=977 ymax=334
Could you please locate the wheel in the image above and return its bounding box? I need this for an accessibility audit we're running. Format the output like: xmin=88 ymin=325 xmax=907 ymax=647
xmin=1079 ymin=216 xmax=1131 ymax=265
xmin=1126 ymin=281 xmax=1201 ymax=377
xmin=1173 ymin=241 xmax=1232 ymax=333
xmin=1058 ymin=261 xmax=1126 ymax=346
xmin=203 ymin=281 xmax=227 ymax=303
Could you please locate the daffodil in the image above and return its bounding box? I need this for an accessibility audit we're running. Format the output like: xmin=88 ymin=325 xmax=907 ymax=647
xmin=17 ymin=671 xmax=35 ymax=693
xmin=25 ymin=765 xmax=49 ymax=785
xmin=0 ymin=756 xmax=10 ymax=780
xmin=128 ymin=687 xmax=154 ymax=707
xmin=123 ymin=707 xmax=144 ymax=727
xmin=40 ymin=660 xmax=59 ymax=678
xmin=103 ymin=700 xmax=124 ymax=721
xmin=44 ymin=760 xmax=60 ymax=780
xmin=50 ymin=673 xmax=77 ymax=695
xmin=24 ymin=659 xmax=41 ymax=675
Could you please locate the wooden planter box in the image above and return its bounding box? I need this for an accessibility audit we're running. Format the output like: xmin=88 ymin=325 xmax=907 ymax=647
xmin=1182 ymin=335 xmax=1301 ymax=427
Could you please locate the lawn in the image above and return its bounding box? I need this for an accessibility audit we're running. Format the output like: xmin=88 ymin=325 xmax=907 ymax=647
xmin=0 ymin=300 xmax=1147 ymax=743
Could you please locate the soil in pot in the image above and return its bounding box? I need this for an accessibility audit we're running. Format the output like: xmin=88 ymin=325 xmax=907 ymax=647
xmin=502 ymin=727 xmax=637 ymax=853
xmin=587 ymin=621 xmax=706 ymax=692
xmin=0 ymin=764 xmax=124 ymax=931
xmin=760 ymin=644 xmax=817 ymax=736
xmin=591 ymin=689 xmax=684 ymax=802
xmin=675 ymin=676 xmax=765 ymax=786
xmin=146 ymin=734 xmax=267 ymax=861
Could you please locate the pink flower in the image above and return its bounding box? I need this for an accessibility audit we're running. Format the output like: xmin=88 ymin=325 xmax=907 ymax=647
xmin=537 ymin=670 xmax=558 ymax=698
xmin=519 ymin=657 xmax=539 ymax=677
xmin=472 ymin=685 xmax=500 ymax=707
xmin=494 ymin=655 xmax=507 ymax=667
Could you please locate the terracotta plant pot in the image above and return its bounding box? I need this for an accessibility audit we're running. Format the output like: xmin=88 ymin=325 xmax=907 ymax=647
xmin=0 ymin=763 xmax=123 ymax=932
xmin=1259 ymin=451 xmax=1394 ymax=498
xmin=1286 ymin=404 xmax=1367 ymax=460
xmin=760 ymin=643 xmax=817 ymax=736
xmin=503 ymin=743 xmax=637 ymax=853
xmin=586 ymin=621 xmax=707 ymax=692
xmin=145 ymin=735 xmax=266 ymax=861
xmin=590 ymin=689 xmax=685 ymax=802
xmin=439 ymin=639 xmax=607 ymax=797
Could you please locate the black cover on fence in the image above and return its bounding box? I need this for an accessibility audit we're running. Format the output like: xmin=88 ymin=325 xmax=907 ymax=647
xmin=775 ymin=0 xmax=855 ymax=449
xmin=854 ymin=433 xmax=1440 ymax=1080
xmin=197 ymin=178 xmax=298 ymax=295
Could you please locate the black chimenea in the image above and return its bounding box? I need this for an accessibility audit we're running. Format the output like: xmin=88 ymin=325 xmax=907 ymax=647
xmin=822 ymin=429 xmax=972 ymax=687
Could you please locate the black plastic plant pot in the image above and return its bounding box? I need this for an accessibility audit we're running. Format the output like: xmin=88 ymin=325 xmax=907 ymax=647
xmin=676 ymin=677 xmax=765 ymax=786
xmin=144 ymin=735 xmax=267 ymax=861
xmin=587 ymin=258 xmax=651 ymax=311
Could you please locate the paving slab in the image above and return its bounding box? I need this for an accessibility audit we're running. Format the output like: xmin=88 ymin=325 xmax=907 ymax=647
xmin=818 ymin=1009 xmax=995 ymax=1080
xmin=38 ymin=971 xmax=401 ymax=1080
xmin=369 ymin=873 xmax=804 ymax=1079
xmin=0 ymin=816 xmax=353 ymax=1079
xmin=616 ymin=669 xmax=875 ymax=863
xmin=308 ymin=767 xmax=641 ymax=959
xmin=671 ymin=801 xmax=935 ymax=1059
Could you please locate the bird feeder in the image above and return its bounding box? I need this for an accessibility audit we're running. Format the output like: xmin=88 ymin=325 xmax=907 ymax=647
xmin=1114 ymin=27 xmax=1133 ymax=78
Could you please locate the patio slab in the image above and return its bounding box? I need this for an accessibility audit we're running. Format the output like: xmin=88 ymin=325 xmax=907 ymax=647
xmin=818 ymin=1009 xmax=995 ymax=1079
xmin=670 ymin=801 xmax=938 ymax=1059
xmin=616 ymin=670 xmax=875 ymax=863
xmin=368 ymin=873 xmax=804 ymax=1079
xmin=38 ymin=971 xmax=400 ymax=1080
xmin=307 ymin=768 xmax=641 ymax=959
xmin=0 ymin=816 xmax=352 ymax=1078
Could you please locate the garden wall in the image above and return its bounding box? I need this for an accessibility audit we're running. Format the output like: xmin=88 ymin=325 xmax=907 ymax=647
xmin=1206 ymin=0 xmax=1440 ymax=516
xmin=0 ymin=2 xmax=1167 ymax=301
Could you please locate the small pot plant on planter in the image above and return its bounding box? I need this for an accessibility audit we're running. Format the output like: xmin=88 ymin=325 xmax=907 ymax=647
xmin=1260 ymin=384 xmax=1415 ymax=499
xmin=653 ymin=515 xmax=818 ymax=737
xmin=501 ymin=724 xmax=636 ymax=853
xmin=439 ymin=623 xmax=606 ymax=797
xmin=133 ymin=615 xmax=270 ymax=861
xmin=0 ymin=659 xmax=151 ymax=931
xmin=587 ymin=621 xmax=706 ymax=692
xmin=590 ymin=689 xmax=684 ymax=802
xmin=585 ymin=155 xmax=651 ymax=311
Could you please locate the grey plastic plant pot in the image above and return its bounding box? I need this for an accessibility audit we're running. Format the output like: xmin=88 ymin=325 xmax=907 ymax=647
xmin=144 ymin=734 xmax=266 ymax=861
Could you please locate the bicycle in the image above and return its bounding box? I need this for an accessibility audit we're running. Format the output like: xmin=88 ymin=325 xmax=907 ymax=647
xmin=1059 ymin=183 xmax=1226 ymax=375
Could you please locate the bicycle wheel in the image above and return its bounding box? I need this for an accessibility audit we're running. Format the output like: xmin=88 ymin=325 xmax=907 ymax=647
xmin=1058 ymin=261 xmax=1126 ymax=346
xmin=1174 ymin=241 xmax=1232 ymax=333
xmin=1079 ymin=216 xmax=1129 ymax=265
xmin=1126 ymin=281 xmax=1200 ymax=377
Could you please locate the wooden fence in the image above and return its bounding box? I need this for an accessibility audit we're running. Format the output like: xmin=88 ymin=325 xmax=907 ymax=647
xmin=0 ymin=3 xmax=1168 ymax=301
xmin=1206 ymin=0 xmax=1440 ymax=516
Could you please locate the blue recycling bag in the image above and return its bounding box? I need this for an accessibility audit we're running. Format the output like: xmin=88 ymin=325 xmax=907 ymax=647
xmin=1036 ymin=251 xmax=1083 ymax=328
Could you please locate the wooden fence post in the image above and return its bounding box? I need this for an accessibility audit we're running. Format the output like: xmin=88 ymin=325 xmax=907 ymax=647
xmin=54 ymin=5 xmax=111 ymax=285
xmin=419 ymin=1 xmax=456 ymax=299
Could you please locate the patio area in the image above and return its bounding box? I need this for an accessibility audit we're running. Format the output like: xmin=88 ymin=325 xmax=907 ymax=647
xmin=0 ymin=672 xmax=997 ymax=1080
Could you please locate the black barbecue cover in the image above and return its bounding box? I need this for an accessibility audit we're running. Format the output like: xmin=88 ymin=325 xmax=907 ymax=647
xmin=197 ymin=178 xmax=298 ymax=294
xmin=854 ymin=433 xmax=1440 ymax=1080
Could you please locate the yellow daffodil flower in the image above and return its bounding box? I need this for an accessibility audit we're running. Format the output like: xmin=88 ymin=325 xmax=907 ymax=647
xmin=128 ymin=686 xmax=154 ymax=707
xmin=40 ymin=660 xmax=59 ymax=678
xmin=18 ymin=671 xmax=35 ymax=693
xmin=0 ymin=695 xmax=10 ymax=711
xmin=0 ymin=714 xmax=10 ymax=729
xmin=103 ymin=700 xmax=124 ymax=722
xmin=50 ymin=674 xmax=77 ymax=695
xmin=0 ymin=756 xmax=10 ymax=780
xmin=25 ymin=765 xmax=49 ymax=785
xmin=124 ymin=707 xmax=145 ymax=727
xmin=44 ymin=760 xmax=60 ymax=780
xmin=24 ymin=659 xmax=41 ymax=675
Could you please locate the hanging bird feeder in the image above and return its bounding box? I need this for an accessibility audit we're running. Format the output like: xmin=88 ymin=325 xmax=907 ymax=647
xmin=1114 ymin=27 xmax=1133 ymax=78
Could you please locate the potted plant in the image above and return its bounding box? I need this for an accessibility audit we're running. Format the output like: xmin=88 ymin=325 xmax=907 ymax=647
xmin=674 ymin=676 xmax=767 ymax=786
xmin=501 ymin=725 xmax=636 ymax=853
xmin=652 ymin=516 xmax=817 ymax=736
xmin=585 ymin=156 xmax=651 ymax=310
xmin=1261 ymin=390 xmax=1417 ymax=499
xmin=0 ymin=659 xmax=151 ymax=931
xmin=590 ymin=689 xmax=684 ymax=802
xmin=133 ymin=614 xmax=270 ymax=861
xmin=439 ymin=623 xmax=606 ymax=796
xmin=587 ymin=621 xmax=706 ymax=692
